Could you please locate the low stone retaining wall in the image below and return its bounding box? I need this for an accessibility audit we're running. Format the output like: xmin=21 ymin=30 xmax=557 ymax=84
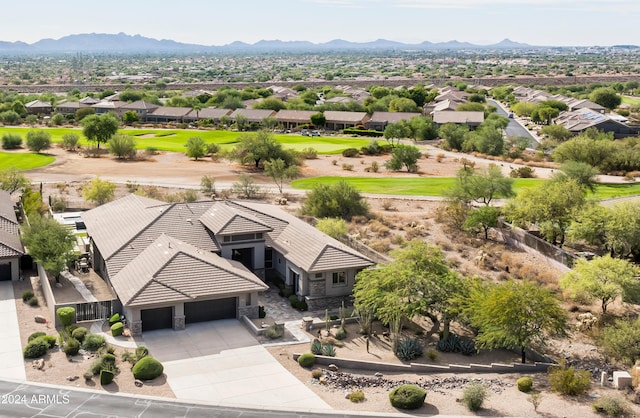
xmin=293 ymin=353 xmax=553 ymax=374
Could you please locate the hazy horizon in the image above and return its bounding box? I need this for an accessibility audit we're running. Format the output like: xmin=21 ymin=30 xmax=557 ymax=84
xmin=1 ymin=0 xmax=638 ymax=47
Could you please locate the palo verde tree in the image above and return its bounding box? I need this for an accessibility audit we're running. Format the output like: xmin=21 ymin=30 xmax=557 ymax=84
xmin=81 ymin=113 xmax=120 ymax=150
xmin=460 ymin=280 xmax=567 ymax=363
xmin=22 ymin=215 xmax=76 ymax=281
xmin=82 ymin=177 xmax=116 ymax=206
xmin=229 ymin=130 xmax=296 ymax=169
xmin=447 ymin=164 xmax=515 ymax=206
xmin=353 ymin=240 xmax=467 ymax=349
xmin=384 ymin=144 xmax=422 ymax=172
xmin=560 ymin=255 xmax=640 ymax=313
xmin=0 ymin=168 xmax=30 ymax=194
xmin=264 ymin=158 xmax=299 ymax=194
xmin=301 ymin=180 xmax=368 ymax=221
xmin=184 ymin=136 xmax=207 ymax=161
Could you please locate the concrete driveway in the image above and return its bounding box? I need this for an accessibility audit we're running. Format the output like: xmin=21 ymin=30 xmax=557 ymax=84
xmin=0 ymin=282 xmax=26 ymax=380
xmin=141 ymin=319 xmax=331 ymax=410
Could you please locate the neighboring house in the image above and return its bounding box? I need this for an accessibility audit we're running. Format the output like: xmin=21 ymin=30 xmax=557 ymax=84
xmin=230 ymin=109 xmax=276 ymax=124
xmin=563 ymin=98 xmax=606 ymax=113
xmin=323 ymin=111 xmax=369 ymax=130
xmin=92 ymin=100 xmax=124 ymax=115
xmin=433 ymin=111 xmax=485 ymax=128
xmin=275 ymin=110 xmax=316 ymax=129
xmin=269 ymin=86 xmax=299 ymax=102
xmin=119 ymin=100 xmax=160 ymax=119
xmin=553 ymin=108 xmax=640 ymax=138
xmin=425 ymin=99 xmax=459 ymax=115
xmin=145 ymin=106 xmax=192 ymax=124
xmin=184 ymin=108 xmax=232 ymax=124
xmin=55 ymin=100 xmax=90 ymax=116
xmin=82 ymin=195 xmax=373 ymax=335
xmin=0 ymin=191 xmax=24 ymax=281
xmin=365 ymin=112 xmax=421 ymax=131
xmin=25 ymin=100 xmax=53 ymax=115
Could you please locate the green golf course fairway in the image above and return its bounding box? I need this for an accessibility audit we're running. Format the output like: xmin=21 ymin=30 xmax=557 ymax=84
xmin=0 ymin=152 xmax=55 ymax=170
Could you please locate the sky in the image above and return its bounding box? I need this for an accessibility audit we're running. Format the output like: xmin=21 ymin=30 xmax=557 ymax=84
xmin=1 ymin=0 xmax=638 ymax=47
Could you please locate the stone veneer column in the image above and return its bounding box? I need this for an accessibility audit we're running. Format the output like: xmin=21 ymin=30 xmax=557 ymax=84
xmin=130 ymin=320 xmax=142 ymax=336
xmin=173 ymin=303 xmax=185 ymax=330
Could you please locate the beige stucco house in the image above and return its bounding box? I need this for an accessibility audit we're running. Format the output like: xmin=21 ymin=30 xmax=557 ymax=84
xmin=0 ymin=191 xmax=24 ymax=281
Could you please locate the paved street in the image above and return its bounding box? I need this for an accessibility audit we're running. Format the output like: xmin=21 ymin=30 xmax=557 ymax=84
xmin=0 ymin=379 xmax=401 ymax=418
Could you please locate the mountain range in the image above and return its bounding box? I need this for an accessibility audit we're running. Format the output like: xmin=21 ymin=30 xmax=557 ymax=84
xmin=0 ymin=32 xmax=538 ymax=54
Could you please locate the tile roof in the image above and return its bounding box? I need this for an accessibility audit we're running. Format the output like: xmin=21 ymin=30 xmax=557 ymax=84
xmin=0 ymin=190 xmax=23 ymax=258
xmin=230 ymin=109 xmax=276 ymax=121
xmin=112 ymin=235 xmax=267 ymax=307
xmin=200 ymin=203 xmax=272 ymax=236
xmin=368 ymin=112 xmax=421 ymax=124
xmin=433 ymin=111 xmax=485 ymax=124
xmin=120 ymin=100 xmax=160 ymax=111
xmin=323 ymin=111 xmax=368 ymax=123
xmin=148 ymin=106 xmax=192 ymax=117
xmin=186 ymin=108 xmax=232 ymax=119
xmin=275 ymin=110 xmax=316 ymax=122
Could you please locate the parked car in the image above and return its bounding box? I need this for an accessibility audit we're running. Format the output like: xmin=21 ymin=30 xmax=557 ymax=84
xmin=301 ymin=129 xmax=310 ymax=136
xmin=311 ymin=130 xmax=321 ymax=137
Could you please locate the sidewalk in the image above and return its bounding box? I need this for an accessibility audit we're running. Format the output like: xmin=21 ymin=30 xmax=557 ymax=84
xmin=0 ymin=282 xmax=26 ymax=380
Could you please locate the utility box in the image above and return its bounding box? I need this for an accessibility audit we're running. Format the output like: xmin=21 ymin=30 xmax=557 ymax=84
xmin=613 ymin=371 xmax=632 ymax=389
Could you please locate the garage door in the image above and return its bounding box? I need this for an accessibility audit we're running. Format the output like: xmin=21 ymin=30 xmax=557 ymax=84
xmin=141 ymin=306 xmax=173 ymax=332
xmin=0 ymin=263 xmax=11 ymax=281
xmin=185 ymin=297 xmax=236 ymax=324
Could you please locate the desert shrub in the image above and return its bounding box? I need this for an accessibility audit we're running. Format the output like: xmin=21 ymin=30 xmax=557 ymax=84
xmin=21 ymin=290 xmax=34 ymax=302
xmin=63 ymin=337 xmax=80 ymax=356
xmin=71 ymin=327 xmax=88 ymax=342
xmin=60 ymin=133 xmax=79 ymax=150
xmin=396 ymin=338 xmax=423 ymax=361
xmin=388 ymin=384 xmax=426 ymax=410
xmin=311 ymin=369 xmax=323 ymax=379
xmin=99 ymin=369 xmax=114 ymax=385
xmin=90 ymin=353 xmax=117 ymax=375
xmin=348 ymin=391 xmax=366 ymax=403
xmin=517 ymin=376 xmax=534 ymax=393
xmin=341 ymin=163 xmax=354 ymax=171
xmin=23 ymin=338 xmax=49 ymax=358
xmin=108 ymin=313 xmax=120 ymax=326
xmin=56 ymin=307 xmax=76 ymax=327
xmin=436 ymin=333 xmax=476 ymax=355
xmin=462 ymin=383 xmax=488 ymax=411
xmin=264 ymin=324 xmax=284 ymax=339
xmin=342 ymin=148 xmax=359 ymax=157
xmin=426 ymin=349 xmax=438 ymax=361
xmin=106 ymin=345 xmax=115 ymax=355
xmin=82 ymin=334 xmax=106 ymax=352
xmin=548 ymin=361 xmax=591 ymax=396
xmin=297 ymin=353 xmax=316 ymax=368
xmin=592 ymin=395 xmax=629 ymax=417
xmin=41 ymin=335 xmax=57 ymax=348
xmin=335 ymin=327 xmax=347 ymax=340
xmin=28 ymin=331 xmax=46 ymax=342
xmin=135 ymin=346 xmax=149 ymax=360
xmin=2 ymin=133 xmax=22 ymax=149
xmin=311 ymin=339 xmax=323 ymax=355
xmin=510 ymin=166 xmax=536 ymax=178
xmin=110 ymin=322 xmax=124 ymax=337
xmin=27 ymin=296 xmax=38 ymax=306
xmin=322 ymin=344 xmax=336 ymax=357
xmin=121 ymin=350 xmax=136 ymax=365
xmin=83 ymin=371 xmax=93 ymax=381
xmin=601 ymin=317 xmax=640 ymax=366
xmin=132 ymin=356 xmax=164 ymax=380
xmin=300 ymin=147 xmax=318 ymax=159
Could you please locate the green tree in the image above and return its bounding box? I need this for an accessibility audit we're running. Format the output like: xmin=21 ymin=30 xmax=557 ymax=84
xmin=122 ymin=110 xmax=139 ymax=125
xmin=22 ymin=215 xmax=76 ymax=280
xmin=108 ymin=134 xmax=137 ymax=160
xmin=0 ymin=168 xmax=30 ymax=194
xmin=25 ymin=130 xmax=51 ymax=153
xmin=301 ymin=180 xmax=368 ymax=221
xmin=60 ymin=133 xmax=80 ymax=151
xmin=0 ymin=110 xmax=21 ymax=125
xmin=310 ymin=112 xmax=326 ymax=128
xmin=540 ymin=124 xmax=572 ymax=142
xmin=10 ymin=100 xmax=27 ymax=117
xmin=560 ymin=255 xmax=640 ymax=313
xmin=383 ymin=122 xmax=411 ymax=147
xmin=552 ymin=134 xmax=616 ymax=170
xmin=184 ymin=136 xmax=207 ymax=160
xmin=504 ymin=179 xmax=584 ymax=246
xmin=232 ymin=174 xmax=261 ymax=199
xmin=200 ymin=175 xmax=216 ymax=196
xmin=315 ymin=218 xmax=348 ymax=239
xmin=601 ymin=317 xmax=640 ymax=365
xmin=439 ymin=123 xmax=469 ymax=151
xmin=589 ymin=87 xmax=622 ymax=110
xmin=408 ymin=117 xmax=438 ymax=141
xmin=353 ymin=240 xmax=466 ymax=345
xmin=448 ymin=165 xmax=514 ymax=206
xmin=75 ymin=107 xmax=95 ymax=121
xmin=82 ymin=177 xmax=116 ymax=206
xmin=553 ymin=161 xmax=599 ymax=192
xmin=253 ymin=97 xmax=285 ymax=111
xmin=81 ymin=113 xmax=119 ymax=149
xmin=384 ymin=144 xmax=422 ymax=172
xmin=229 ymin=130 xmax=295 ymax=169
xmin=264 ymin=158 xmax=299 ymax=194
xmin=461 ymin=280 xmax=566 ymax=363
xmin=463 ymin=206 xmax=500 ymax=240
xmin=234 ymin=114 xmax=248 ymax=131
xmin=388 ymin=97 xmax=419 ymax=113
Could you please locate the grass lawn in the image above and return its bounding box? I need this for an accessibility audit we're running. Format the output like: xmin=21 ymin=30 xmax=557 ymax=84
xmin=621 ymin=96 xmax=640 ymax=106
xmin=0 ymin=127 xmax=374 ymax=155
xmin=0 ymin=151 xmax=55 ymax=170
xmin=291 ymin=176 xmax=640 ymax=199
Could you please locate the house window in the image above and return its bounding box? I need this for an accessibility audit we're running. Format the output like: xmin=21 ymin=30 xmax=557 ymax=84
xmin=332 ymin=271 xmax=347 ymax=286
xmin=265 ymin=248 xmax=273 ymax=269
xmin=315 ymin=273 xmax=323 ymax=279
